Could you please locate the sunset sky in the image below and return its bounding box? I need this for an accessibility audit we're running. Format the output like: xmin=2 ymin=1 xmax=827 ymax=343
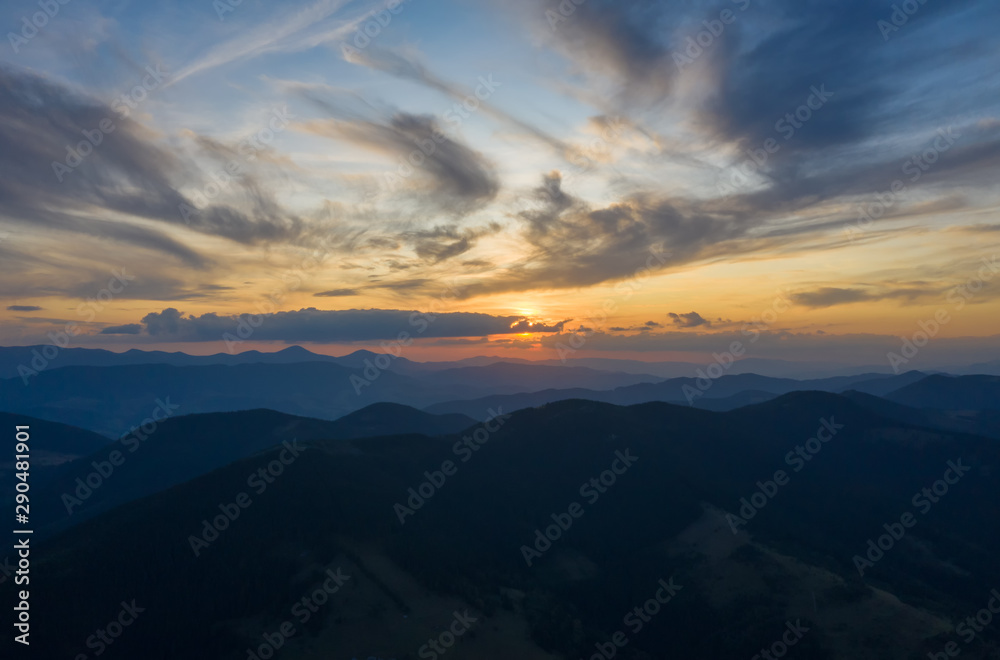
xmin=1 ymin=0 xmax=998 ymax=367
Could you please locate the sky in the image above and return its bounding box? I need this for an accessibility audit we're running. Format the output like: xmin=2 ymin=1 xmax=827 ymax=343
xmin=0 ymin=0 xmax=999 ymax=368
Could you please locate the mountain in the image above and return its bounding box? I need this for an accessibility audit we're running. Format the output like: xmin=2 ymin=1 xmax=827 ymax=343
xmin=691 ymin=389 xmax=779 ymax=411
xmin=1 ymin=343 xmax=969 ymax=383
xmin=845 ymin=370 xmax=930 ymax=396
xmin=425 ymin=372 xmax=929 ymax=417
xmin=0 ymin=361 xmax=462 ymax=435
xmin=421 ymin=361 xmax=662 ymax=393
xmin=30 ymin=404 xmax=477 ymax=535
xmin=0 ymin=344 xmax=344 ymax=378
xmin=843 ymin=390 xmax=1000 ymax=440
xmin=425 ymin=387 xmax=606 ymax=418
xmin=946 ymin=359 xmax=1000 ymax=376
xmin=322 ymin=402 xmax=477 ymax=437
xmin=884 ymin=374 xmax=1000 ymax=411
xmin=22 ymin=394 xmax=1000 ymax=659
xmin=401 ymin=356 xmax=906 ymax=379
xmin=0 ymin=412 xmax=111 ymax=486
xmin=1 ymin=359 xmax=665 ymax=435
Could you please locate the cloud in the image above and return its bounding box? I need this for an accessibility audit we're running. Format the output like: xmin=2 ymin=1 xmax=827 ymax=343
xmin=534 ymin=328 xmax=1000 ymax=368
xmin=452 ymin=171 xmax=756 ymax=298
xmin=790 ymin=286 xmax=942 ymax=309
xmin=407 ymin=224 xmax=501 ymax=263
xmin=168 ymin=0 xmax=359 ymax=86
xmin=6 ymin=305 xmax=42 ymax=312
xmin=611 ymin=320 xmax=666 ymax=333
xmin=300 ymin=94 xmax=499 ymax=207
xmin=0 ymin=67 xmax=207 ymax=266
xmin=668 ymin=312 xmax=711 ymax=328
xmin=0 ymin=66 xmax=320 ymax=267
xmin=100 ymin=324 xmax=143 ymax=335
xmin=315 ymin=289 xmax=360 ymax=297
xmin=133 ymin=307 xmax=569 ymax=342
xmin=343 ymin=47 xmax=571 ymax=156
xmin=790 ymin=288 xmax=873 ymax=309
xmin=503 ymin=0 xmax=678 ymax=107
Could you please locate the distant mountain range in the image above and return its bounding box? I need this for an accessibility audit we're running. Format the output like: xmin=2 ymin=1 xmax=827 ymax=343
xmin=4 ymin=344 xmax=1000 ymax=443
xmin=0 ymin=359 xmax=656 ymax=436
xmin=5 ymin=344 xmax=999 ymax=381
xmin=422 ymin=370 xmax=932 ymax=416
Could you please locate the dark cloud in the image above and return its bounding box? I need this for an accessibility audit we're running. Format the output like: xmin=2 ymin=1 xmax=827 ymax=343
xmin=791 ymin=288 xmax=873 ymax=308
xmin=953 ymin=223 xmax=1000 ymax=234
xmin=341 ymin=113 xmax=497 ymax=203
xmin=134 ymin=307 xmax=568 ymax=342
xmin=100 ymin=324 xmax=143 ymax=335
xmin=610 ymin=320 xmax=664 ymax=333
xmin=453 ymin=172 xmax=749 ymax=297
xmin=701 ymin=0 xmax=1000 ymax=208
xmin=512 ymin=0 xmax=677 ymax=107
xmin=407 ymin=224 xmax=501 ymax=263
xmin=668 ymin=312 xmax=711 ymax=328
xmin=314 ymin=289 xmax=360 ymax=297
xmin=705 ymin=1 xmax=886 ymax=154
xmin=6 ymin=305 xmax=42 ymax=312
xmin=791 ymin=286 xmax=943 ymax=309
xmin=301 ymin=89 xmax=499 ymax=206
xmin=0 ymin=66 xmax=314 ymax=267
xmin=344 ymin=47 xmax=570 ymax=156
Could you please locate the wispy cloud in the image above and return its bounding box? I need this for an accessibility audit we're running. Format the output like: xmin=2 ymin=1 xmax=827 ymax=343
xmin=167 ymin=0 xmax=362 ymax=87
